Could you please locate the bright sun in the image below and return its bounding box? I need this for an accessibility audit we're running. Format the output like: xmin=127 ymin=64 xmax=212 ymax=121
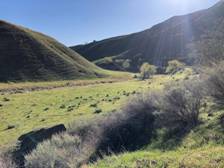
xmin=169 ymin=0 xmax=190 ymax=6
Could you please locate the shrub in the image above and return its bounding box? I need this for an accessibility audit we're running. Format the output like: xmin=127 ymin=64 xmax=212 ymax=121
xmin=159 ymin=81 xmax=203 ymax=130
xmin=25 ymin=133 xmax=93 ymax=168
xmin=0 ymin=152 xmax=16 ymax=168
xmin=67 ymin=93 xmax=158 ymax=158
xmin=206 ymin=63 xmax=224 ymax=105
xmin=133 ymin=74 xmax=138 ymax=78
xmin=122 ymin=59 xmax=131 ymax=70
xmin=165 ymin=60 xmax=185 ymax=74
xmin=94 ymin=95 xmax=157 ymax=154
xmin=140 ymin=63 xmax=157 ymax=80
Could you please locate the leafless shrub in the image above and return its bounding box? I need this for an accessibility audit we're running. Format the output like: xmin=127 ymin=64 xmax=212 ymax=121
xmin=0 ymin=152 xmax=16 ymax=168
xmin=68 ymin=93 xmax=159 ymax=158
xmin=25 ymin=133 xmax=94 ymax=168
xmin=159 ymin=80 xmax=203 ymax=130
xmin=94 ymin=94 xmax=157 ymax=154
xmin=206 ymin=63 xmax=224 ymax=105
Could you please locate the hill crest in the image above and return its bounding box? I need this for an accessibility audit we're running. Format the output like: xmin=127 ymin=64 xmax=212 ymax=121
xmin=71 ymin=1 xmax=224 ymax=71
xmin=0 ymin=20 xmax=104 ymax=81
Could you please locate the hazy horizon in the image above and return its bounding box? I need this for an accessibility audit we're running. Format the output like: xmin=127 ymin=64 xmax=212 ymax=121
xmin=0 ymin=0 xmax=220 ymax=46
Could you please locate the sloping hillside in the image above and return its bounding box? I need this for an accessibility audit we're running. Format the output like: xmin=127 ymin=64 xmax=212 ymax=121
xmin=72 ymin=0 xmax=224 ymax=71
xmin=0 ymin=20 xmax=106 ymax=82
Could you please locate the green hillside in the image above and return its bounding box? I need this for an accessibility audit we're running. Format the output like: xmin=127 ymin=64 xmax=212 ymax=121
xmin=0 ymin=20 xmax=108 ymax=82
xmin=71 ymin=0 xmax=224 ymax=71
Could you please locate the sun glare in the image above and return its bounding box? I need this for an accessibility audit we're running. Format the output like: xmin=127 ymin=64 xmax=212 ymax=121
xmin=168 ymin=0 xmax=190 ymax=6
xmin=165 ymin=0 xmax=193 ymax=11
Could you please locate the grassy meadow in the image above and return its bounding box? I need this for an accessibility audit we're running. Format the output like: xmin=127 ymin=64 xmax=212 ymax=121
xmin=0 ymin=70 xmax=189 ymax=147
xmin=2 ymin=68 xmax=224 ymax=168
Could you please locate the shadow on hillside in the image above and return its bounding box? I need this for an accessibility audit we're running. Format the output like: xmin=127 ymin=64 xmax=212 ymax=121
xmin=148 ymin=125 xmax=194 ymax=151
xmin=220 ymin=113 xmax=224 ymax=130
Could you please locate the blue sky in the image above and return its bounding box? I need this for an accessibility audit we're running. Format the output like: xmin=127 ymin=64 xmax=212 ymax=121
xmin=0 ymin=0 xmax=220 ymax=46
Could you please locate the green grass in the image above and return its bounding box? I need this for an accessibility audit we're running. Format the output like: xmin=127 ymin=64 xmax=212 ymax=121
xmin=90 ymin=108 xmax=224 ymax=168
xmin=89 ymin=78 xmax=224 ymax=168
xmin=90 ymin=146 xmax=224 ymax=168
xmin=4 ymin=67 xmax=219 ymax=168
xmin=0 ymin=71 xmax=189 ymax=147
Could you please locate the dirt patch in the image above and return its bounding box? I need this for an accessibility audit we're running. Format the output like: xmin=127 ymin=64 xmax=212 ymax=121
xmin=0 ymin=79 xmax=123 ymax=95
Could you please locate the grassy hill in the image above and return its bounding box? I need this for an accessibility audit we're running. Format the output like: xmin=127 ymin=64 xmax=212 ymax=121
xmin=0 ymin=20 xmax=111 ymax=82
xmin=71 ymin=0 xmax=224 ymax=71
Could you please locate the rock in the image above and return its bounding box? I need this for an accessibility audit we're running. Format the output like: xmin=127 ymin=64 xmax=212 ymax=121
xmin=94 ymin=108 xmax=102 ymax=114
xmin=59 ymin=104 xmax=66 ymax=109
xmin=43 ymin=107 xmax=49 ymax=111
xmin=67 ymin=106 xmax=74 ymax=112
xmin=208 ymin=112 xmax=213 ymax=117
xmin=3 ymin=97 xmax=10 ymax=102
xmin=6 ymin=125 xmax=15 ymax=130
xmin=13 ymin=124 xmax=66 ymax=167
xmin=90 ymin=103 xmax=97 ymax=107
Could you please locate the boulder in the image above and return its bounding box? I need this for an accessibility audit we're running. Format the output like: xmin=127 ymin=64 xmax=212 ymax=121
xmin=13 ymin=124 xmax=66 ymax=167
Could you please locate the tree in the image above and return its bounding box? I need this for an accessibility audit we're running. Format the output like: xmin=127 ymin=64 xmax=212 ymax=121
xmin=122 ymin=59 xmax=131 ymax=70
xmin=140 ymin=63 xmax=157 ymax=80
xmin=165 ymin=60 xmax=185 ymax=74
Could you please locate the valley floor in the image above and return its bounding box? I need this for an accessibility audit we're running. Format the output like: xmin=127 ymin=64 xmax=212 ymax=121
xmin=2 ymin=69 xmax=223 ymax=168
xmin=0 ymin=72 xmax=186 ymax=147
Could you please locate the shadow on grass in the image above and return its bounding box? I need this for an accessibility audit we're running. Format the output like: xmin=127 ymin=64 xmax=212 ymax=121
xmin=149 ymin=127 xmax=193 ymax=151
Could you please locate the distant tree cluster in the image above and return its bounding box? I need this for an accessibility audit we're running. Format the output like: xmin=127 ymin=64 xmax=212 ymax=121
xmin=139 ymin=62 xmax=157 ymax=80
xmin=165 ymin=60 xmax=185 ymax=74
xmin=122 ymin=59 xmax=131 ymax=70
